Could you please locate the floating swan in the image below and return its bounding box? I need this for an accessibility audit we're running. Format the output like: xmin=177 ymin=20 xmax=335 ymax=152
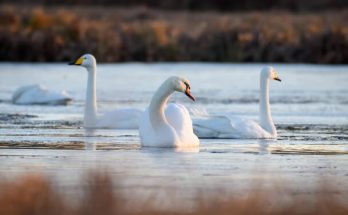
xmin=12 ymin=84 xmax=72 ymax=105
xmin=193 ymin=66 xmax=281 ymax=139
xmin=139 ymin=76 xmax=199 ymax=147
xmin=69 ymin=54 xmax=142 ymax=129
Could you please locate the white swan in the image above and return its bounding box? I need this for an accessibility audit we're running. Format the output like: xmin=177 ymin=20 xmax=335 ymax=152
xmin=193 ymin=66 xmax=281 ymax=139
xmin=12 ymin=84 xmax=72 ymax=105
xmin=139 ymin=76 xmax=199 ymax=148
xmin=69 ymin=54 xmax=142 ymax=129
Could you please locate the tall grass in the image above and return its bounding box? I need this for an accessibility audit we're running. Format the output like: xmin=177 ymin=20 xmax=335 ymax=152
xmin=0 ymin=5 xmax=347 ymax=63
xmin=0 ymin=172 xmax=347 ymax=215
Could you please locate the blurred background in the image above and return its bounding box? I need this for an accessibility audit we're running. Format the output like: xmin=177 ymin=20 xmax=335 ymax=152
xmin=0 ymin=0 xmax=347 ymax=63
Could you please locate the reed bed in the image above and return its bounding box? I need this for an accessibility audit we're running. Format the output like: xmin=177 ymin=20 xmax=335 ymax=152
xmin=0 ymin=5 xmax=347 ymax=63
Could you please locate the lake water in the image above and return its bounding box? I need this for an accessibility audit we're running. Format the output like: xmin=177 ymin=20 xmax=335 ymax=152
xmin=0 ymin=63 xmax=347 ymax=209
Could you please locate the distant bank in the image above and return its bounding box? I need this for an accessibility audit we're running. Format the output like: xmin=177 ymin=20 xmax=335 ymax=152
xmin=0 ymin=5 xmax=347 ymax=64
xmin=2 ymin=0 xmax=348 ymax=12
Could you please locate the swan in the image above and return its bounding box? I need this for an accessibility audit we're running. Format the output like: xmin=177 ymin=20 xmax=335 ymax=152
xmin=69 ymin=54 xmax=142 ymax=129
xmin=12 ymin=84 xmax=72 ymax=105
xmin=192 ymin=66 xmax=281 ymax=139
xmin=139 ymin=76 xmax=199 ymax=148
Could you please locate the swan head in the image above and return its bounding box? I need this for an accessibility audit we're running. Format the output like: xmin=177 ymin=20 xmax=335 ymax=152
xmin=69 ymin=54 xmax=96 ymax=68
xmin=261 ymin=66 xmax=281 ymax=82
xmin=168 ymin=76 xmax=195 ymax=101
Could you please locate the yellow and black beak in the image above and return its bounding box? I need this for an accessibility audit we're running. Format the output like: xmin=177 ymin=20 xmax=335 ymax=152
xmin=68 ymin=57 xmax=83 ymax=66
xmin=184 ymin=82 xmax=195 ymax=101
xmin=274 ymin=77 xmax=281 ymax=82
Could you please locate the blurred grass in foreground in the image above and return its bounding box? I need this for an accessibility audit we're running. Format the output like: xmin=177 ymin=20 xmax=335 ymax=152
xmin=0 ymin=172 xmax=347 ymax=215
xmin=0 ymin=5 xmax=347 ymax=63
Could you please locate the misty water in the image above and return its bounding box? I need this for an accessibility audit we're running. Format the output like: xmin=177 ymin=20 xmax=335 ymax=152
xmin=0 ymin=63 xmax=347 ymax=208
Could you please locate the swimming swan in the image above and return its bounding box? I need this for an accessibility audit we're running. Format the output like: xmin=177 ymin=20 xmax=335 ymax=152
xmin=139 ymin=76 xmax=200 ymax=147
xmin=12 ymin=84 xmax=72 ymax=106
xmin=69 ymin=54 xmax=142 ymax=129
xmin=193 ymin=66 xmax=281 ymax=139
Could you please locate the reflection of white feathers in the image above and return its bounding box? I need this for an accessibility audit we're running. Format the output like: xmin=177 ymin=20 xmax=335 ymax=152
xmin=12 ymin=84 xmax=72 ymax=106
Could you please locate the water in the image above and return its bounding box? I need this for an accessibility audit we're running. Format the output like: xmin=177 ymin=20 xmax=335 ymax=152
xmin=0 ymin=63 xmax=347 ymax=208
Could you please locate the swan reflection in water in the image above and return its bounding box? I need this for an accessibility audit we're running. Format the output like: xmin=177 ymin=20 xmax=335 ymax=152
xmin=257 ymin=139 xmax=274 ymax=155
xmin=84 ymin=128 xmax=98 ymax=150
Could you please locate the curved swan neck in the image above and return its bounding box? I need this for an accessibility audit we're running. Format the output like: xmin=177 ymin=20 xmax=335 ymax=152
xmin=84 ymin=65 xmax=98 ymax=127
xmin=259 ymin=75 xmax=276 ymax=135
xmin=149 ymin=80 xmax=173 ymax=130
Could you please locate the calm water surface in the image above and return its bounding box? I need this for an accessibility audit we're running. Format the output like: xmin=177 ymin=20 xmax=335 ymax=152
xmin=0 ymin=63 xmax=347 ymax=207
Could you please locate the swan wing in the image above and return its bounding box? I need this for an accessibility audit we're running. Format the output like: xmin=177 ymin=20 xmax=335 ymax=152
xmin=192 ymin=115 xmax=242 ymax=138
xmin=164 ymin=103 xmax=199 ymax=146
xmin=192 ymin=114 xmax=274 ymax=139
xmin=226 ymin=115 xmax=274 ymax=139
xmin=97 ymin=108 xmax=143 ymax=129
xmin=165 ymin=103 xmax=193 ymax=132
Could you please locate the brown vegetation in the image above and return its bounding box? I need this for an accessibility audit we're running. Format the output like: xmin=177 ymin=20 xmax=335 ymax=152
xmin=0 ymin=173 xmax=347 ymax=215
xmin=2 ymin=0 xmax=348 ymax=11
xmin=0 ymin=5 xmax=347 ymax=63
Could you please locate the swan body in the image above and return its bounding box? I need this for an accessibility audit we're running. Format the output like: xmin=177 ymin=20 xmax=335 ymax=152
xmin=69 ymin=54 xmax=142 ymax=129
xmin=192 ymin=66 xmax=281 ymax=139
xmin=139 ymin=76 xmax=199 ymax=148
xmin=12 ymin=84 xmax=72 ymax=105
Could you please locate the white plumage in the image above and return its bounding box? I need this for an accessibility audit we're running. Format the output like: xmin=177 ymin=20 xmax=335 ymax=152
xmin=12 ymin=84 xmax=71 ymax=106
xmin=139 ymin=76 xmax=199 ymax=148
xmin=69 ymin=54 xmax=142 ymax=129
xmin=192 ymin=66 xmax=281 ymax=139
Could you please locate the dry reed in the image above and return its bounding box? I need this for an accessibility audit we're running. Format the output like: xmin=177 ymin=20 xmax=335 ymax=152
xmin=0 ymin=172 xmax=347 ymax=215
xmin=0 ymin=5 xmax=347 ymax=63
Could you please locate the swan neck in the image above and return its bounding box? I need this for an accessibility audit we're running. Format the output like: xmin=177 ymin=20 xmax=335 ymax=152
xmin=259 ymin=76 xmax=276 ymax=135
xmin=84 ymin=66 xmax=98 ymax=127
xmin=148 ymin=81 xmax=173 ymax=130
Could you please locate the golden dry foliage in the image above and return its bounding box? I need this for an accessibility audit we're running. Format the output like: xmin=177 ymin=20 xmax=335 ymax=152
xmin=0 ymin=175 xmax=65 ymax=215
xmin=0 ymin=173 xmax=347 ymax=215
xmin=0 ymin=5 xmax=347 ymax=63
xmin=1 ymin=0 xmax=347 ymax=11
